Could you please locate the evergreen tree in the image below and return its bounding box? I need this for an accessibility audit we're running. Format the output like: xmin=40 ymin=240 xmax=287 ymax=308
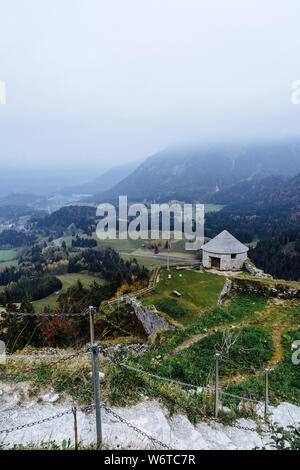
xmin=4 ymin=286 xmax=18 ymax=312
xmin=20 ymin=291 xmax=35 ymax=314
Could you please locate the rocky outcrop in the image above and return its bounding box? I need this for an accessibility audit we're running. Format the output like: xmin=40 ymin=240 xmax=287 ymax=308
xmin=98 ymin=343 xmax=148 ymax=358
xmin=244 ymin=260 xmax=270 ymax=279
xmin=1 ymin=384 xmax=299 ymax=450
xmin=126 ymin=296 xmax=175 ymax=335
xmin=218 ymin=278 xmax=232 ymax=305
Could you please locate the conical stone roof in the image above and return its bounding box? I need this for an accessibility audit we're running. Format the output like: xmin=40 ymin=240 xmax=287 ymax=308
xmin=201 ymin=230 xmax=249 ymax=254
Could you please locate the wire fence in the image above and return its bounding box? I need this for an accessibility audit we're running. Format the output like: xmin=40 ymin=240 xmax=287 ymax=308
xmin=0 ymin=401 xmax=172 ymax=450
xmin=0 ymin=345 xmax=296 ymax=450
xmin=1 ymin=311 xmax=90 ymax=318
xmin=1 ymin=346 xmax=270 ymax=408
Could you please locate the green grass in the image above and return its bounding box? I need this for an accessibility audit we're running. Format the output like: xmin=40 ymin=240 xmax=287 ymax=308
xmin=33 ymin=273 xmax=106 ymax=311
xmin=0 ymin=249 xmax=19 ymax=262
xmin=142 ymin=269 xmax=225 ymax=326
xmin=204 ymin=204 xmax=224 ymax=213
xmin=154 ymin=298 xmax=192 ymax=325
xmin=0 ymin=249 xmax=19 ymax=270
xmin=149 ymin=327 xmax=274 ymax=386
xmin=62 ymin=231 xmax=199 ymax=258
xmin=61 ymin=233 xmax=144 ymax=253
xmin=159 ymin=294 xmax=268 ymax=349
xmin=222 ymin=327 xmax=300 ymax=408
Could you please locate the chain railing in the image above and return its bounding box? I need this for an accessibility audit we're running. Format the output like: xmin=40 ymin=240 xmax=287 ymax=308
xmin=1 ymin=344 xmax=295 ymax=450
xmin=101 ymin=403 xmax=173 ymax=450
xmin=0 ymin=400 xmax=172 ymax=450
xmin=1 ymin=311 xmax=90 ymax=318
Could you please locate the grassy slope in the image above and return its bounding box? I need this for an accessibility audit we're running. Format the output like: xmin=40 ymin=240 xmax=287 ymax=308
xmin=2 ymin=267 xmax=299 ymax=423
xmin=33 ymin=273 xmax=106 ymax=311
xmin=142 ymin=269 xmax=225 ymax=326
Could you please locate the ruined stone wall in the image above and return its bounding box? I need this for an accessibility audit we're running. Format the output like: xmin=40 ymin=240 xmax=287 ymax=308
xmin=126 ymin=296 xmax=175 ymax=335
xmin=217 ymin=276 xmax=300 ymax=304
xmin=217 ymin=278 xmax=232 ymax=305
xmin=230 ymin=278 xmax=300 ymax=299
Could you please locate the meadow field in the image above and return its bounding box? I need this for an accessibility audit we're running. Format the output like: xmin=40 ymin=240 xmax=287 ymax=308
xmin=33 ymin=273 xmax=106 ymax=311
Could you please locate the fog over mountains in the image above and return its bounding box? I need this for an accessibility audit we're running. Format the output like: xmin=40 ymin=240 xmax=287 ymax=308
xmin=93 ymin=139 xmax=300 ymax=203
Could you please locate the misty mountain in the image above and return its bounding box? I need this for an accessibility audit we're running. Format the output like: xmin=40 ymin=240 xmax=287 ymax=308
xmin=92 ymin=140 xmax=300 ymax=203
xmin=61 ymin=161 xmax=141 ymax=196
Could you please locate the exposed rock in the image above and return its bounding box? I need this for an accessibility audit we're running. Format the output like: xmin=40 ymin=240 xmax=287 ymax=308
xmin=42 ymin=391 xmax=60 ymax=404
xmin=98 ymin=343 xmax=148 ymax=359
xmin=88 ymin=372 xmax=105 ymax=381
xmin=255 ymin=402 xmax=300 ymax=427
xmin=1 ymin=390 xmax=299 ymax=450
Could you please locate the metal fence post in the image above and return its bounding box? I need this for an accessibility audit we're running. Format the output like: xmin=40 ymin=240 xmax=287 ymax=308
xmin=92 ymin=343 xmax=102 ymax=448
xmin=215 ymin=353 xmax=220 ymax=418
xmin=72 ymin=407 xmax=78 ymax=450
xmin=264 ymin=368 xmax=269 ymax=421
xmin=89 ymin=306 xmax=95 ymax=346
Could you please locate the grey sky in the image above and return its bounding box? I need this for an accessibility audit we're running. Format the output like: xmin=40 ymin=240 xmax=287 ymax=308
xmin=0 ymin=0 xmax=300 ymax=169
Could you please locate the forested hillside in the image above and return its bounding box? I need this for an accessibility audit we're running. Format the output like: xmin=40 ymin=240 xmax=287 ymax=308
xmin=249 ymin=229 xmax=300 ymax=281
xmin=33 ymin=205 xmax=96 ymax=236
xmin=205 ymin=173 xmax=300 ymax=243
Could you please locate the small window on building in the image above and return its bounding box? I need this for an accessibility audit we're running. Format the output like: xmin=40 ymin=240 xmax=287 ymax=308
xmin=231 ymin=254 xmax=236 ymax=259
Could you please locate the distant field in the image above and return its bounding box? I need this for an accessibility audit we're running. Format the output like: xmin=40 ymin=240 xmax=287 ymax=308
xmin=33 ymin=273 xmax=106 ymax=312
xmin=61 ymin=232 xmax=199 ymax=258
xmin=121 ymin=254 xmax=171 ymax=269
xmin=0 ymin=259 xmax=19 ymax=269
xmin=204 ymin=204 xmax=224 ymax=213
xmin=0 ymin=248 xmax=19 ymax=269
xmin=142 ymin=269 xmax=225 ymax=326
xmin=0 ymin=249 xmax=19 ymax=262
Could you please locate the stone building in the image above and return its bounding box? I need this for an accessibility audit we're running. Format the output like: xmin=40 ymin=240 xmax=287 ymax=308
xmin=201 ymin=230 xmax=248 ymax=271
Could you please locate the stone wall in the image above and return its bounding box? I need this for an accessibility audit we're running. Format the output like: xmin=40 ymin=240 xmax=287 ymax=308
xmin=202 ymin=251 xmax=247 ymax=270
xmin=217 ymin=276 xmax=300 ymax=303
xmin=230 ymin=278 xmax=300 ymax=299
xmin=217 ymin=278 xmax=232 ymax=305
xmin=126 ymin=296 xmax=175 ymax=335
